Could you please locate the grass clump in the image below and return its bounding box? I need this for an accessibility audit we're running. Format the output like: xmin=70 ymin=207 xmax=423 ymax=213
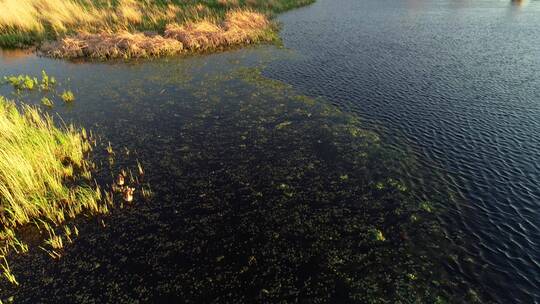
xmin=3 ymin=75 xmax=36 ymax=91
xmin=40 ymin=97 xmax=54 ymax=107
xmin=3 ymin=71 xmax=56 ymax=92
xmin=43 ymin=9 xmax=277 ymax=58
xmin=0 ymin=96 xmax=103 ymax=284
xmin=60 ymin=90 xmax=75 ymax=103
xmin=0 ymin=96 xmax=99 ymax=228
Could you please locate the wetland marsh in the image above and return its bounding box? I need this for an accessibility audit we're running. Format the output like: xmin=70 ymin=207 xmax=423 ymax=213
xmin=0 ymin=0 xmax=539 ymax=303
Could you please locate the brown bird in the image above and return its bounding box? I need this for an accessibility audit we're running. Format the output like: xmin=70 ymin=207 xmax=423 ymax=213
xmin=116 ymin=172 xmax=125 ymax=186
xmin=123 ymin=187 xmax=135 ymax=202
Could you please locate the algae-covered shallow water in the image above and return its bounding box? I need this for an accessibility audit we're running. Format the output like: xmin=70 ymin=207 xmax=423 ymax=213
xmin=0 ymin=48 xmax=473 ymax=302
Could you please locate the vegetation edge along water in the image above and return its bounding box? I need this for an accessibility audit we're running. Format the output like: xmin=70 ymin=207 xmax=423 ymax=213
xmin=0 ymin=0 xmax=315 ymax=59
xmin=0 ymin=72 xmax=150 ymax=288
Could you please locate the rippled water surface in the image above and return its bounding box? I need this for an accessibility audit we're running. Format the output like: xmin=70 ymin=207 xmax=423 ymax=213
xmin=265 ymin=0 xmax=540 ymax=302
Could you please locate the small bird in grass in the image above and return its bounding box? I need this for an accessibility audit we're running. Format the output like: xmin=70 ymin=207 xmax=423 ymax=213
xmin=123 ymin=187 xmax=135 ymax=202
xmin=116 ymin=173 xmax=125 ymax=186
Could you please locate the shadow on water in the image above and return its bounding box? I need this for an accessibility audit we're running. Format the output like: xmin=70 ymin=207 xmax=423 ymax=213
xmin=0 ymin=48 xmax=484 ymax=302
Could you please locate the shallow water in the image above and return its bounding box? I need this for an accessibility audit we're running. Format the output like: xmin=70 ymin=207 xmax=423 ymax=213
xmin=0 ymin=0 xmax=538 ymax=302
xmin=0 ymin=48 xmax=465 ymax=302
xmin=265 ymin=0 xmax=540 ymax=302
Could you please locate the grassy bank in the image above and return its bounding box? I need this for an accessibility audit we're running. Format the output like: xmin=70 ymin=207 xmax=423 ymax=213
xmin=0 ymin=0 xmax=315 ymax=58
xmin=0 ymin=96 xmax=103 ymax=284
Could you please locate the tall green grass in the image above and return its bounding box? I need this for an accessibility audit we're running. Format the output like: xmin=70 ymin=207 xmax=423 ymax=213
xmin=0 ymin=96 xmax=102 ymax=228
xmin=0 ymin=96 xmax=106 ymax=284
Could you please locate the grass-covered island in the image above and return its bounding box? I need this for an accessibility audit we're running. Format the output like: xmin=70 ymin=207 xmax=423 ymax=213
xmin=0 ymin=0 xmax=314 ymax=58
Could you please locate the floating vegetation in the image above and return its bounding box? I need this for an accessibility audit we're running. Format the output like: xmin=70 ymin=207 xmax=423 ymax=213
xmin=60 ymin=90 xmax=75 ymax=103
xmin=38 ymin=70 xmax=55 ymax=90
xmin=3 ymin=71 xmax=56 ymax=92
xmin=3 ymin=75 xmax=35 ymax=91
xmin=0 ymin=71 xmax=79 ymax=111
xmin=370 ymin=228 xmax=386 ymax=242
xmin=40 ymin=97 xmax=53 ymax=107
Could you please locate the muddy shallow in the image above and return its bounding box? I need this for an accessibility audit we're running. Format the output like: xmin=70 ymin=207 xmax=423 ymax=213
xmin=0 ymin=47 xmax=477 ymax=302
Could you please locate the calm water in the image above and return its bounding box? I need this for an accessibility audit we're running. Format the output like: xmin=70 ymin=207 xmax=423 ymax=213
xmin=0 ymin=0 xmax=538 ymax=302
xmin=266 ymin=0 xmax=540 ymax=302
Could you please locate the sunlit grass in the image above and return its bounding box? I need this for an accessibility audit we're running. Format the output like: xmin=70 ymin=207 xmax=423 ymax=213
xmin=0 ymin=0 xmax=315 ymax=57
xmin=0 ymin=96 xmax=100 ymax=228
xmin=0 ymin=95 xmax=102 ymax=284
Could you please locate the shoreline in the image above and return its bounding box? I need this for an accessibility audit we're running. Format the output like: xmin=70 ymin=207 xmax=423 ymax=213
xmin=0 ymin=0 xmax=315 ymax=59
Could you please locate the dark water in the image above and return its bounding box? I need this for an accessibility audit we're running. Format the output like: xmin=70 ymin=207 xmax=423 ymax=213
xmin=264 ymin=0 xmax=540 ymax=302
xmin=0 ymin=0 xmax=538 ymax=302
xmin=0 ymin=49 xmax=464 ymax=302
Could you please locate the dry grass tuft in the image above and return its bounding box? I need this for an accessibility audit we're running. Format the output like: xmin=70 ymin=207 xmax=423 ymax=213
xmin=42 ymin=31 xmax=184 ymax=59
xmin=224 ymin=9 xmax=270 ymax=31
xmin=164 ymin=20 xmax=224 ymax=51
xmin=164 ymin=10 xmax=271 ymax=51
xmin=217 ymin=0 xmax=240 ymax=7
xmin=44 ymin=9 xmax=272 ymax=58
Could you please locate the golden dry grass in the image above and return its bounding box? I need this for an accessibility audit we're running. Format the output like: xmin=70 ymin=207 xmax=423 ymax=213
xmin=164 ymin=9 xmax=271 ymax=47
xmin=0 ymin=0 xmax=310 ymax=57
xmin=164 ymin=20 xmax=224 ymax=51
xmin=44 ymin=10 xmax=273 ymax=58
xmin=42 ymin=31 xmax=184 ymax=59
xmin=0 ymin=0 xmax=181 ymax=34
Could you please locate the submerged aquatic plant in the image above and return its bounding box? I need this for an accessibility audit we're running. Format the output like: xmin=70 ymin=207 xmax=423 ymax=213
xmin=370 ymin=228 xmax=386 ymax=242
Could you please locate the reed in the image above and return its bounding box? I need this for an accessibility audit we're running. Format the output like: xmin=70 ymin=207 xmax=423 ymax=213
xmin=0 ymin=95 xmax=105 ymax=284
xmin=0 ymin=96 xmax=102 ymax=228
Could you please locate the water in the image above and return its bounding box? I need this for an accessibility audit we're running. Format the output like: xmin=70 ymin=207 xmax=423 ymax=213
xmin=0 ymin=0 xmax=538 ymax=302
xmin=265 ymin=0 xmax=540 ymax=302
xmin=0 ymin=49 xmax=463 ymax=302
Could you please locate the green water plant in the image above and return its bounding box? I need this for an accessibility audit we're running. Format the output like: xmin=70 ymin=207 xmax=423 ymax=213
xmin=3 ymin=75 xmax=36 ymax=91
xmin=370 ymin=228 xmax=386 ymax=242
xmin=60 ymin=90 xmax=75 ymax=103
xmin=41 ymin=97 xmax=53 ymax=107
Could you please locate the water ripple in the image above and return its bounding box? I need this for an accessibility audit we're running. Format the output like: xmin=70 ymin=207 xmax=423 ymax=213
xmin=266 ymin=0 xmax=540 ymax=302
